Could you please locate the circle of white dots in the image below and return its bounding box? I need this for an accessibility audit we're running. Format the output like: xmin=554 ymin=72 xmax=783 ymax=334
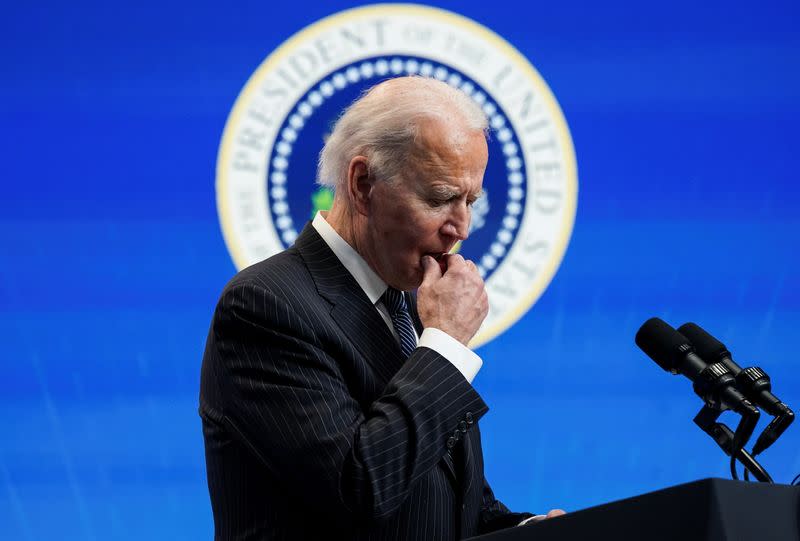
xmin=267 ymin=58 xmax=527 ymax=268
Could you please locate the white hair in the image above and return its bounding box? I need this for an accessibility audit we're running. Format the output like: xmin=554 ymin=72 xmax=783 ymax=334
xmin=317 ymin=76 xmax=488 ymax=189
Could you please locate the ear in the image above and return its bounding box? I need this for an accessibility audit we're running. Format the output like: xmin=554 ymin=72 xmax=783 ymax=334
xmin=346 ymin=155 xmax=373 ymax=216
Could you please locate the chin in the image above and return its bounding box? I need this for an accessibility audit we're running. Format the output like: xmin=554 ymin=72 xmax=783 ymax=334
xmin=388 ymin=272 xmax=418 ymax=292
xmin=408 ymin=270 xmax=424 ymax=290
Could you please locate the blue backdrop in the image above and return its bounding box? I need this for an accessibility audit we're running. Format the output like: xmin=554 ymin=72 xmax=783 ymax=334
xmin=2 ymin=1 xmax=798 ymax=539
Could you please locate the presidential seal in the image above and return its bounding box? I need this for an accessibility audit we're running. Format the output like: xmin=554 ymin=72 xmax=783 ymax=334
xmin=216 ymin=4 xmax=578 ymax=348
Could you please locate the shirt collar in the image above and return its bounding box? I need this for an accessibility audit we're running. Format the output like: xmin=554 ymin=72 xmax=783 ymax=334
xmin=311 ymin=211 xmax=387 ymax=305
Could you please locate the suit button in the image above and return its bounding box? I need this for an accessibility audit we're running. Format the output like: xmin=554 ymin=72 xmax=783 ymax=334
xmin=458 ymin=421 xmax=467 ymax=432
xmin=465 ymin=412 xmax=474 ymax=424
xmin=453 ymin=430 xmax=460 ymax=441
xmin=447 ymin=437 xmax=455 ymax=449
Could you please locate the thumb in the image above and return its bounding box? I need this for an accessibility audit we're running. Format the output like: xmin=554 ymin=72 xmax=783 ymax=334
xmin=421 ymin=255 xmax=442 ymax=283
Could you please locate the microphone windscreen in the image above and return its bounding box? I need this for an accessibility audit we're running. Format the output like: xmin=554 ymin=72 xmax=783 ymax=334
xmin=635 ymin=317 xmax=691 ymax=373
xmin=678 ymin=322 xmax=729 ymax=360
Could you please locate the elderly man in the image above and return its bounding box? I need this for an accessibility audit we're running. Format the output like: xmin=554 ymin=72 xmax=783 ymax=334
xmin=200 ymin=76 xmax=559 ymax=539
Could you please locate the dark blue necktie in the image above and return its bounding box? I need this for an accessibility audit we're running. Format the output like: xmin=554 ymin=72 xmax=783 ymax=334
xmin=382 ymin=287 xmax=417 ymax=358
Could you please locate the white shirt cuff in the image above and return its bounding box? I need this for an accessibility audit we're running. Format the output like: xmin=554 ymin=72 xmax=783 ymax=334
xmin=418 ymin=328 xmax=483 ymax=383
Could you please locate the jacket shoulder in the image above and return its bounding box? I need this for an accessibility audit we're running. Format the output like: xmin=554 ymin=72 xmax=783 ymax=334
xmin=221 ymin=246 xmax=312 ymax=298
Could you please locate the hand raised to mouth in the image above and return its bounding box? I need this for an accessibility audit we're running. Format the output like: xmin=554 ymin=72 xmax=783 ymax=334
xmin=416 ymin=254 xmax=488 ymax=346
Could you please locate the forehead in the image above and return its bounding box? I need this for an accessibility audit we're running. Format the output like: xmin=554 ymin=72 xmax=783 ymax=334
xmin=407 ymin=124 xmax=487 ymax=191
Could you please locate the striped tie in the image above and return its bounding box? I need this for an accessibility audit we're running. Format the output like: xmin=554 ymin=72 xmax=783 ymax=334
xmin=382 ymin=287 xmax=418 ymax=358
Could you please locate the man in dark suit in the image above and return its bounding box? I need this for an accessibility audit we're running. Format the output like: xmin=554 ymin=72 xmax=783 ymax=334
xmin=200 ymin=76 xmax=562 ymax=539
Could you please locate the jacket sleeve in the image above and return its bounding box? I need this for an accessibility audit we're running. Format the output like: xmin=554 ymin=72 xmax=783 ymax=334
xmin=477 ymin=477 xmax=534 ymax=534
xmin=203 ymin=280 xmax=489 ymax=522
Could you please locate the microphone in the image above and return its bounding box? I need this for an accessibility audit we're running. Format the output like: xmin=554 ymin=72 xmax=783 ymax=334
xmin=635 ymin=318 xmax=760 ymax=417
xmin=636 ymin=317 xmax=767 ymax=481
xmin=678 ymin=322 xmax=795 ymax=456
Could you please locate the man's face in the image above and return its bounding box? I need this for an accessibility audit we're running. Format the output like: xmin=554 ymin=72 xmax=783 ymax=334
xmin=363 ymin=122 xmax=488 ymax=291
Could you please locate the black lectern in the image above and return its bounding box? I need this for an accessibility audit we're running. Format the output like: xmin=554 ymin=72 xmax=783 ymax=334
xmin=467 ymin=478 xmax=800 ymax=541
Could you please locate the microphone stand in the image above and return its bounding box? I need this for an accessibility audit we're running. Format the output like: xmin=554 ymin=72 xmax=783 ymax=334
xmin=693 ymin=405 xmax=773 ymax=483
xmin=744 ymin=409 xmax=793 ymax=482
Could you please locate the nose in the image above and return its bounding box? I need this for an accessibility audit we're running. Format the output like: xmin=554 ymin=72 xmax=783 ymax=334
xmin=440 ymin=203 xmax=470 ymax=241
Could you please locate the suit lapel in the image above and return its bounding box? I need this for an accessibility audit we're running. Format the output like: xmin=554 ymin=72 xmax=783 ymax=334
xmin=294 ymin=223 xmax=406 ymax=384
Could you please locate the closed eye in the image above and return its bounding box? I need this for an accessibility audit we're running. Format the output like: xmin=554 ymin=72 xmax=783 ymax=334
xmin=467 ymin=190 xmax=486 ymax=206
xmin=427 ymin=189 xmax=483 ymax=207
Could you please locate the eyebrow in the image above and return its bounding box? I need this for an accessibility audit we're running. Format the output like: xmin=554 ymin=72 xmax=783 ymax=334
xmin=469 ymin=190 xmax=486 ymax=202
xmin=429 ymin=186 xmax=486 ymax=201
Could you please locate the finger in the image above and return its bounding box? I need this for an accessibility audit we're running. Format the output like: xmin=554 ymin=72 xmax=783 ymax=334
xmin=435 ymin=255 xmax=448 ymax=274
xmin=546 ymin=509 xmax=566 ymax=518
xmin=442 ymin=253 xmax=466 ymax=271
xmin=420 ymin=255 xmax=442 ymax=282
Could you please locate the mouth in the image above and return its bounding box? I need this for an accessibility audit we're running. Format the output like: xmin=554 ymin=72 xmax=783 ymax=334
xmin=424 ymin=241 xmax=459 ymax=260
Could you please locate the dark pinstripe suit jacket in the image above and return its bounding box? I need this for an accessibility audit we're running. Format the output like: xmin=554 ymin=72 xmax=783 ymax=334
xmin=200 ymin=224 xmax=531 ymax=540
